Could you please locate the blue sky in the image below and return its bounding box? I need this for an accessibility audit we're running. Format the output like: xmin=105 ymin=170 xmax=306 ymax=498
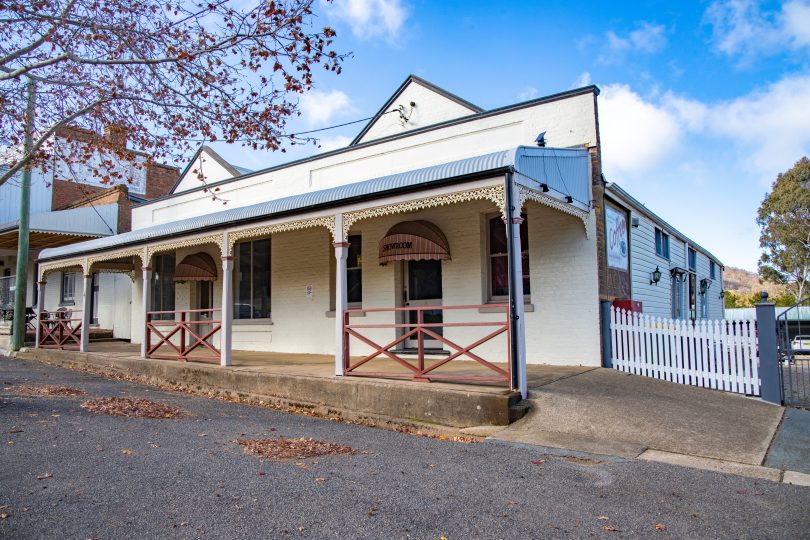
xmin=211 ymin=0 xmax=810 ymax=272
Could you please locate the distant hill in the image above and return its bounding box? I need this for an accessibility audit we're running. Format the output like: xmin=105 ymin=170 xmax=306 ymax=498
xmin=724 ymin=266 xmax=785 ymax=297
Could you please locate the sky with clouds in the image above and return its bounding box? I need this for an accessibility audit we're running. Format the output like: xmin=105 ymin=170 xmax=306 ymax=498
xmin=209 ymin=0 xmax=810 ymax=272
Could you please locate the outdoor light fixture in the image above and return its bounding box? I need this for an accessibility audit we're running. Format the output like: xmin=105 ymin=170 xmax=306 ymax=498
xmin=700 ymin=278 xmax=712 ymax=294
xmin=539 ymin=183 xmax=550 ymax=192
xmin=565 ymin=195 xmax=574 ymax=203
xmin=631 ymin=217 xmax=640 ymax=228
xmin=650 ymin=266 xmax=662 ymax=285
xmin=719 ymin=289 xmax=725 ymax=299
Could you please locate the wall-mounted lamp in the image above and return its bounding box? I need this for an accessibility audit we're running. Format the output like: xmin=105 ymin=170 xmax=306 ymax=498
xmin=631 ymin=217 xmax=640 ymax=228
xmin=719 ymin=289 xmax=725 ymax=299
xmin=650 ymin=266 xmax=662 ymax=286
xmin=700 ymin=278 xmax=712 ymax=294
xmin=539 ymin=183 xmax=550 ymax=192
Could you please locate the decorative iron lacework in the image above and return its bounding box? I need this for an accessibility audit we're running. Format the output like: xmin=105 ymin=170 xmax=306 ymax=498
xmin=340 ymin=185 xmax=507 ymax=241
xmin=39 ymin=258 xmax=86 ymax=279
xmin=145 ymin=233 xmax=225 ymax=266
xmin=518 ymin=185 xmax=590 ymax=237
xmin=88 ymin=248 xmax=144 ymax=270
xmin=226 ymin=215 xmax=337 ymax=253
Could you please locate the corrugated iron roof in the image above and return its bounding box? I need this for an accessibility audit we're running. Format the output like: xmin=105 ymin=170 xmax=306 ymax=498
xmin=39 ymin=146 xmax=590 ymax=261
xmin=0 ymin=204 xmax=118 ymax=237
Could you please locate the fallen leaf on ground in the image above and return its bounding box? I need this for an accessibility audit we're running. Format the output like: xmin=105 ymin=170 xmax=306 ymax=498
xmin=121 ymin=449 xmax=131 ymax=454
xmin=602 ymin=525 xmax=620 ymax=532
xmin=80 ymin=397 xmax=184 ymax=419
xmin=598 ymin=516 xmax=609 ymax=520
xmin=531 ymin=459 xmax=545 ymax=465
xmin=235 ymin=438 xmax=356 ymax=461
xmin=655 ymin=523 xmax=667 ymax=530
xmin=36 ymin=473 xmax=52 ymax=480
xmin=13 ymin=385 xmax=87 ymax=397
xmin=8 ymin=427 xmax=22 ymax=433
xmin=0 ymin=513 xmax=8 ymax=520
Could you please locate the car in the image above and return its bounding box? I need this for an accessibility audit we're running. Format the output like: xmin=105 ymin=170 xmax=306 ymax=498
xmin=791 ymin=335 xmax=810 ymax=354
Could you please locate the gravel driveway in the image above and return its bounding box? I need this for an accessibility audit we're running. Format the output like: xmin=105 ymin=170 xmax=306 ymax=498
xmin=1 ymin=356 xmax=808 ymax=539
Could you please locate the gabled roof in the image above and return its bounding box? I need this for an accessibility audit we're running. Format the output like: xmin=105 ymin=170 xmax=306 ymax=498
xmin=350 ymin=75 xmax=484 ymax=146
xmin=170 ymin=145 xmax=252 ymax=194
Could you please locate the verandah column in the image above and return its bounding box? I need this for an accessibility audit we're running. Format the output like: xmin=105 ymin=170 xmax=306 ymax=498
xmin=34 ymin=280 xmax=45 ymax=347
xmin=140 ymin=266 xmax=152 ymax=358
xmin=505 ymin=173 xmax=528 ymax=399
xmin=334 ymin=213 xmax=348 ymax=376
xmin=79 ymin=272 xmax=92 ymax=352
xmin=220 ymin=256 xmax=234 ymax=367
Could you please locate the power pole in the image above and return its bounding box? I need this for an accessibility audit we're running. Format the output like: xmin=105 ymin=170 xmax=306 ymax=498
xmin=11 ymin=78 xmax=35 ymax=351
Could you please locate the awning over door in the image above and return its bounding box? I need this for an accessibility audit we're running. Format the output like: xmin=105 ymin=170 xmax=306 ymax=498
xmin=174 ymin=252 xmax=218 ymax=282
xmin=378 ymin=220 xmax=450 ymax=265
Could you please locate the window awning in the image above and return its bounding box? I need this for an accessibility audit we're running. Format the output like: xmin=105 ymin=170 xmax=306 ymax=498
xmin=378 ymin=220 xmax=450 ymax=265
xmin=174 ymin=252 xmax=218 ymax=282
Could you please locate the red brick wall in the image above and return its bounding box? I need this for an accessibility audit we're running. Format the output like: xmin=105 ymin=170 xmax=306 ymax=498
xmin=145 ymin=162 xmax=179 ymax=199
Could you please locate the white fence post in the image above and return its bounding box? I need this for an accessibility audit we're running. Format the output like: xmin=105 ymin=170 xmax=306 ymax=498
xmin=607 ymin=307 xmax=761 ymax=397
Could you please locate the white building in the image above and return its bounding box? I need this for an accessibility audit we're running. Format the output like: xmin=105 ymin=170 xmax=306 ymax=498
xmin=33 ymin=76 xmax=723 ymax=395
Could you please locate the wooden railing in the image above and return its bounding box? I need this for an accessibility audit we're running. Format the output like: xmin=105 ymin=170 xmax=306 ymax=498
xmin=146 ymin=308 xmax=221 ymax=362
xmin=38 ymin=309 xmax=82 ymax=349
xmin=343 ymin=304 xmax=511 ymax=384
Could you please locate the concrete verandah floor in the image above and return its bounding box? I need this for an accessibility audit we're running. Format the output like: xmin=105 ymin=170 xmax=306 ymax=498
xmin=74 ymin=341 xmax=593 ymax=394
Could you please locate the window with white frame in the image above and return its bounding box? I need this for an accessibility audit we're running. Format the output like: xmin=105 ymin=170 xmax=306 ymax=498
xmin=710 ymin=260 xmax=716 ymax=279
xmin=151 ymin=253 xmax=176 ymax=320
xmin=487 ymin=214 xmax=530 ymax=300
xmin=60 ymin=272 xmax=76 ymax=304
xmin=234 ymin=238 xmax=271 ymax=319
xmin=346 ymin=234 xmax=362 ymax=305
xmin=655 ymin=228 xmax=670 ymax=259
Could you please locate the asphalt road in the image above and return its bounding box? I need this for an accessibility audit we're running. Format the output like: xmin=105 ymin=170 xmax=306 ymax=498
xmin=1 ymin=356 xmax=808 ymax=540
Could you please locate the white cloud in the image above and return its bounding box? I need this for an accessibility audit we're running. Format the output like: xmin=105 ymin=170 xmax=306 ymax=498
xmin=572 ymin=72 xmax=592 ymax=88
xmin=705 ymin=0 xmax=810 ymax=59
xmin=605 ymin=22 xmax=667 ymax=56
xmin=317 ymin=135 xmax=352 ymax=152
xmin=599 ymin=84 xmax=681 ymax=175
xmin=599 ymin=73 xmax=810 ymax=183
xmin=322 ymin=0 xmax=408 ymax=41
xmin=299 ymin=89 xmax=353 ymax=126
xmin=517 ymin=87 xmax=538 ymax=101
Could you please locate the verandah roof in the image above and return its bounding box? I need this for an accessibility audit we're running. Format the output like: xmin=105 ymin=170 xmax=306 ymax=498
xmin=38 ymin=146 xmax=591 ymax=262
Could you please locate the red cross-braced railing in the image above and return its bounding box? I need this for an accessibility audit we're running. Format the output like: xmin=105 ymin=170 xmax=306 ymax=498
xmin=343 ymin=304 xmax=511 ymax=385
xmin=38 ymin=309 xmax=82 ymax=349
xmin=146 ymin=309 xmax=221 ymax=362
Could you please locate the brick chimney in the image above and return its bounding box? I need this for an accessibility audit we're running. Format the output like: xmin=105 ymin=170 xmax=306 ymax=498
xmin=103 ymin=124 xmax=127 ymax=149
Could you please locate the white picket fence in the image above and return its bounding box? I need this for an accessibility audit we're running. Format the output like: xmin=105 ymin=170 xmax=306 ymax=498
xmin=610 ymin=307 xmax=760 ymax=396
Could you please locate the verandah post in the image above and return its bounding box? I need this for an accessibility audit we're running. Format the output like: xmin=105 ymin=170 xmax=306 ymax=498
xmin=220 ymin=256 xmax=234 ymax=367
xmin=505 ymin=172 xmax=527 ymax=399
xmin=79 ymin=272 xmax=92 ymax=352
xmin=141 ymin=266 xmax=152 ymax=358
xmin=34 ymin=280 xmax=45 ymax=348
xmin=334 ymin=213 xmax=348 ymax=377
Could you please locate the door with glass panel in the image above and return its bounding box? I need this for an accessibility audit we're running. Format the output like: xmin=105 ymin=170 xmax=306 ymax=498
xmin=403 ymin=260 xmax=443 ymax=349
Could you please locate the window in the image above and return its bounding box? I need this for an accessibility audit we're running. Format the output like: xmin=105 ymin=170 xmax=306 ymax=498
xmin=151 ymin=254 xmax=175 ymax=319
xmin=671 ymin=270 xmax=684 ymax=319
xmin=688 ymin=248 xmax=697 ymax=271
xmin=488 ymin=214 xmax=530 ymax=299
xmin=655 ymin=228 xmax=670 ymax=259
xmin=234 ymin=238 xmax=271 ymax=319
xmin=710 ymin=260 xmax=716 ymax=280
xmin=60 ymin=272 xmax=76 ymax=304
xmin=347 ymin=235 xmax=362 ymax=305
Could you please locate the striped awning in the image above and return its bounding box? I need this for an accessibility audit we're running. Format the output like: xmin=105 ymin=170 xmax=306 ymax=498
xmin=378 ymin=220 xmax=450 ymax=265
xmin=174 ymin=252 xmax=218 ymax=282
